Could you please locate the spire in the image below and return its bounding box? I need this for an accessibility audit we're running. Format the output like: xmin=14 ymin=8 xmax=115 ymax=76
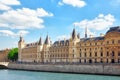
xmin=85 ymin=27 xmax=87 ymax=38
xmin=44 ymin=35 xmax=50 ymax=44
xmin=77 ymin=33 xmax=80 ymax=39
xmin=38 ymin=37 xmax=42 ymax=45
xmin=72 ymin=28 xmax=77 ymax=39
xmin=19 ymin=36 xmax=24 ymax=43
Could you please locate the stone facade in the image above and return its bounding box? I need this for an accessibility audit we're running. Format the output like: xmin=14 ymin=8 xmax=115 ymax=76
xmin=0 ymin=49 xmax=10 ymax=62
xmin=18 ymin=26 xmax=120 ymax=63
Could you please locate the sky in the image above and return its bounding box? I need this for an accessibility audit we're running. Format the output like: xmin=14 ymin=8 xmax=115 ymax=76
xmin=0 ymin=0 xmax=120 ymax=50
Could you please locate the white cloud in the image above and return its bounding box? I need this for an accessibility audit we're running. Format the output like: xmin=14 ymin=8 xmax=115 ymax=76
xmin=58 ymin=0 xmax=86 ymax=8
xmin=58 ymin=2 xmax=64 ymax=6
xmin=87 ymin=29 xmax=96 ymax=37
xmin=0 ymin=0 xmax=20 ymax=5
xmin=57 ymin=35 xmax=70 ymax=40
xmin=0 ymin=30 xmax=29 ymax=37
xmin=17 ymin=30 xmax=29 ymax=36
xmin=0 ymin=30 xmax=15 ymax=36
xmin=0 ymin=0 xmax=20 ymax=10
xmin=74 ymin=14 xmax=115 ymax=30
xmin=0 ymin=8 xmax=53 ymax=29
xmin=0 ymin=3 xmax=11 ymax=10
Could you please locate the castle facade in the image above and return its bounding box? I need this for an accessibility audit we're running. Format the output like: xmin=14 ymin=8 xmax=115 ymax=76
xmin=0 ymin=49 xmax=10 ymax=62
xmin=18 ymin=26 xmax=120 ymax=63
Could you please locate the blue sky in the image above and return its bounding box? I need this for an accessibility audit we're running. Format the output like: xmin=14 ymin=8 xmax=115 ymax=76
xmin=0 ymin=0 xmax=120 ymax=50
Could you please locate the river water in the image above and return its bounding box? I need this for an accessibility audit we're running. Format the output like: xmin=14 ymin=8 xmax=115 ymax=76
xmin=0 ymin=69 xmax=120 ymax=80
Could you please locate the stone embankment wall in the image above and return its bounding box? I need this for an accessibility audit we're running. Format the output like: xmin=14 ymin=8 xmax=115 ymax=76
xmin=7 ymin=63 xmax=120 ymax=75
xmin=0 ymin=65 xmax=7 ymax=69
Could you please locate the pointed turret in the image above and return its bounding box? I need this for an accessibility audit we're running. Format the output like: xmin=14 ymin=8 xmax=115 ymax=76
xmin=85 ymin=27 xmax=87 ymax=38
xmin=38 ymin=37 xmax=42 ymax=45
xmin=44 ymin=35 xmax=50 ymax=44
xmin=72 ymin=28 xmax=77 ymax=39
xmin=77 ymin=33 xmax=80 ymax=39
xmin=19 ymin=36 xmax=24 ymax=43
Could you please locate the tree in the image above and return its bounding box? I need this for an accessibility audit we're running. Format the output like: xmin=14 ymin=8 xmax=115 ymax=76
xmin=8 ymin=48 xmax=18 ymax=61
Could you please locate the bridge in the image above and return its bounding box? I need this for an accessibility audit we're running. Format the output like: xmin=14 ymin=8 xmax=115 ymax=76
xmin=0 ymin=62 xmax=9 ymax=68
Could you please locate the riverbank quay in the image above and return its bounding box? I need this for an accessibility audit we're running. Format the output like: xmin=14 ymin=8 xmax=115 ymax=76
xmin=6 ymin=62 xmax=120 ymax=76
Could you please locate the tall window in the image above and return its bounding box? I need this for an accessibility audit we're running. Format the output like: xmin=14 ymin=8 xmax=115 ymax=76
xmin=95 ymin=59 xmax=97 ymax=63
xmin=107 ymin=41 xmax=109 ymax=44
xmin=118 ymin=51 xmax=120 ymax=56
xmin=112 ymin=40 xmax=114 ymax=44
xmin=95 ymin=43 xmax=97 ymax=45
xmin=84 ymin=59 xmax=86 ymax=63
xmin=90 ymin=48 xmax=91 ymax=51
xmin=80 ymin=53 xmax=81 ymax=57
xmin=112 ymin=51 xmax=114 ymax=56
xmin=95 ymin=52 xmax=97 ymax=57
xmin=90 ymin=52 xmax=92 ymax=57
xmin=80 ymin=49 xmax=81 ymax=51
xmin=107 ymin=52 xmax=109 ymax=56
xmin=101 ymin=59 xmax=103 ymax=63
xmin=73 ymin=54 xmax=74 ymax=57
xmin=101 ymin=52 xmax=103 ymax=56
xmin=85 ymin=53 xmax=86 ymax=57
xmin=79 ymin=59 xmax=81 ymax=63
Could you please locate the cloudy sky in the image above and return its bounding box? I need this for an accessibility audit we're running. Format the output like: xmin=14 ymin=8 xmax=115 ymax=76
xmin=0 ymin=0 xmax=120 ymax=50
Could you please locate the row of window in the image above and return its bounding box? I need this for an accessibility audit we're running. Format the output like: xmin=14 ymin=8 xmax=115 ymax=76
xmin=80 ymin=51 xmax=120 ymax=57
xmin=80 ymin=47 xmax=103 ymax=51
xmin=49 ymin=49 xmax=69 ymax=53
xmin=79 ymin=58 xmax=120 ymax=63
xmin=54 ymin=42 xmax=69 ymax=47
xmin=80 ymin=40 xmax=120 ymax=46
xmin=45 ymin=54 xmax=69 ymax=58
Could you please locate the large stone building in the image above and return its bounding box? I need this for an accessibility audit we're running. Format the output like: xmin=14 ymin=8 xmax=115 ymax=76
xmin=18 ymin=26 xmax=120 ymax=63
xmin=0 ymin=49 xmax=10 ymax=62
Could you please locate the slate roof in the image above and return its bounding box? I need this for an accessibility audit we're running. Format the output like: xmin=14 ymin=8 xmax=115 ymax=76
xmin=80 ymin=37 xmax=104 ymax=42
xmin=53 ymin=40 xmax=69 ymax=45
xmin=106 ymin=26 xmax=120 ymax=33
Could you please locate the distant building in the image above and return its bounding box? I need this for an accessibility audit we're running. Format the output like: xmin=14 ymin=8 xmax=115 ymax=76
xmin=0 ymin=49 xmax=10 ymax=62
xmin=18 ymin=26 xmax=120 ymax=63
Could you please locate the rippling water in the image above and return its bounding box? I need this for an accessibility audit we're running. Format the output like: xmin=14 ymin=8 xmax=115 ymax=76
xmin=0 ymin=70 xmax=120 ymax=80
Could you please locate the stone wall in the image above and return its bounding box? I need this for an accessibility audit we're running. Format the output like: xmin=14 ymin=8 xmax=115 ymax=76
xmin=7 ymin=63 xmax=120 ymax=75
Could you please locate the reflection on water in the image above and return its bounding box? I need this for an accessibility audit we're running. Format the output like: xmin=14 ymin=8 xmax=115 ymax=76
xmin=0 ymin=70 xmax=120 ymax=80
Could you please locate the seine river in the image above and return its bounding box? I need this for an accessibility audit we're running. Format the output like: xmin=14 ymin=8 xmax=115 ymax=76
xmin=0 ymin=69 xmax=120 ymax=80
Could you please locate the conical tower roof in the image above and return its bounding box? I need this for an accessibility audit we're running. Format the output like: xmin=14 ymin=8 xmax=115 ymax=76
xmin=38 ymin=37 xmax=42 ymax=45
xmin=72 ymin=28 xmax=76 ymax=39
xmin=19 ymin=36 xmax=24 ymax=43
xmin=44 ymin=35 xmax=50 ymax=44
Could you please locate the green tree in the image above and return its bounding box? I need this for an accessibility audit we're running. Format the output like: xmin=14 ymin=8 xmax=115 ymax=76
xmin=8 ymin=48 xmax=18 ymax=61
